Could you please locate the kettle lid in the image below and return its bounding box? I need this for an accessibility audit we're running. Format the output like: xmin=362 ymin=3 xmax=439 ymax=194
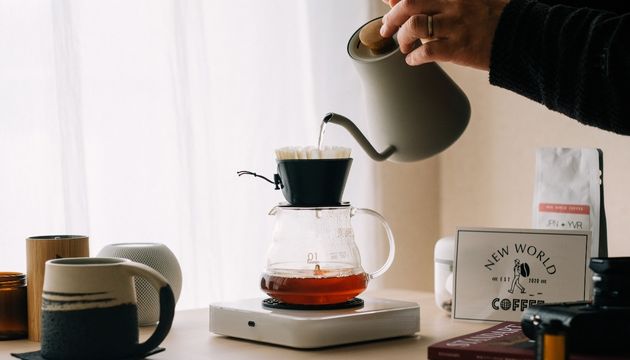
xmin=348 ymin=17 xmax=399 ymax=62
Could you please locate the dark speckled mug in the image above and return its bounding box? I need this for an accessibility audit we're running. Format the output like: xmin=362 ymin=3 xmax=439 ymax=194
xmin=40 ymin=257 xmax=175 ymax=360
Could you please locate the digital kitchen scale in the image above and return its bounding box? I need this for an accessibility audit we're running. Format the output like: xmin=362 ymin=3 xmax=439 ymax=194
xmin=209 ymin=297 xmax=420 ymax=348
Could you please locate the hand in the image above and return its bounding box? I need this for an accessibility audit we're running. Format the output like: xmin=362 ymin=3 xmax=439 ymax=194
xmin=380 ymin=0 xmax=509 ymax=70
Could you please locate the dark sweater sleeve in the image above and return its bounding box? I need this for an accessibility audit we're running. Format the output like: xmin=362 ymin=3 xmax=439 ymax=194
xmin=489 ymin=0 xmax=630 ymax=135
xmin=537 ymin=1 xmax=630 ymax=14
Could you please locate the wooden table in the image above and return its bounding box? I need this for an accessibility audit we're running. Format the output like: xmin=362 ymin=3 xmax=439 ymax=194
xmin=1 ymin=289 xmax=491 ymax=359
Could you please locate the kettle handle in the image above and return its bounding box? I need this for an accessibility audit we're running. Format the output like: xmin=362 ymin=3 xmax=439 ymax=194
xmin=324 ymin=113 xmax=396 ymax=161
xmin=352 ymin=207 xmax=396 ymax=280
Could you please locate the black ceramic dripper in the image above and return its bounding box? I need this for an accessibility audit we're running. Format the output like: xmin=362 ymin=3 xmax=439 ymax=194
xmin=277 ymin=158 xmax=352 ymax=206
xmin=238 ymin=158 xmax=352 ymax=207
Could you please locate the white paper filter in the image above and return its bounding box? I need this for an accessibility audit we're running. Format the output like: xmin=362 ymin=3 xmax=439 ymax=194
xmin=275 ymin=146 xmax=351 ymax=160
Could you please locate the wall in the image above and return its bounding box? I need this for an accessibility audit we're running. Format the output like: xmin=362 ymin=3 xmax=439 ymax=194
xmin=440 ymin=64 xmax=630 ymax=259
xmin=374 ymin=63 xmax=630 ymax=293
xmin=376 ymin=158 xmax=440 ymax=291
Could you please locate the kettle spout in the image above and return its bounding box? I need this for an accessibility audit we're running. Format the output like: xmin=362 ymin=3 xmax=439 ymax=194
xmin=324 ymin=113 xmax=396 ymax=162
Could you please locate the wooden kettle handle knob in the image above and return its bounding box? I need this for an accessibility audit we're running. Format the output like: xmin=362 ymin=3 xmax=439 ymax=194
xmin=358 ymin=19 xmax=396 ymax=54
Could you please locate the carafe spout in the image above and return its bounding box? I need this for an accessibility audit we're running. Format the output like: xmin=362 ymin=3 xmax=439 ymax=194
xmin=324 ymin=113 xmax=396 ymax=162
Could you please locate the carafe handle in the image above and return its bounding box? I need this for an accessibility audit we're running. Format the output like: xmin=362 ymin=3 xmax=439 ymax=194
xmin=352 ymin=207 xmax=396 ymax=280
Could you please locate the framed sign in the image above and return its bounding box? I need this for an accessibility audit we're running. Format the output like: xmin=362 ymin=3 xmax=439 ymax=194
xmin=453 ymin=228 xmax=591 ymax=322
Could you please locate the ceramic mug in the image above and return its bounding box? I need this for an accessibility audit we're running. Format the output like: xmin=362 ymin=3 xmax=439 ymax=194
xmin=40 ymin=257 xmax=175 ymax=360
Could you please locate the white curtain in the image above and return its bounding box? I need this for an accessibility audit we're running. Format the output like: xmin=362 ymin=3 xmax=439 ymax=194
xmin=0 ymin=0 xmax=387 ymax=309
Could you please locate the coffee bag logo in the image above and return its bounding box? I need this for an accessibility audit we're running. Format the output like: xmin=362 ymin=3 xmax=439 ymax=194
xmin=538 ymin=203 xmax=590 ymax=230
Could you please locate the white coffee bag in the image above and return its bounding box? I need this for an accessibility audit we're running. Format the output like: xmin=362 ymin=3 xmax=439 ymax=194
xmin=532 ymin=148 xmax=607 ymax=257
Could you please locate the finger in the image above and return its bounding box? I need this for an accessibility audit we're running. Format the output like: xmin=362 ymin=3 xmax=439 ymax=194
xmin=381 ymin=0 xmax=403 ymax=7
xmin=380 ymin=0 xmax=441 ymax=38
xmin=397 ymin=14 xmax=449 ymax=53
xmin=405 ymin=39 xmax=453 ymax=66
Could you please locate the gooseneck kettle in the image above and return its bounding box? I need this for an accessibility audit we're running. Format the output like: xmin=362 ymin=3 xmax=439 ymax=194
xmin=326 ymin=17 xmax=470 ymax=163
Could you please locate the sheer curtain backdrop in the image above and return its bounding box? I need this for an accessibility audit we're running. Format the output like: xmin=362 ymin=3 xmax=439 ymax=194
xmin=0 ymin=0 xmax=386 ymax=309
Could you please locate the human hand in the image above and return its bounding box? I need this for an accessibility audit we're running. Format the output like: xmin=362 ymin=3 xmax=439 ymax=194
xmin=380 ymin=0 xmax=509 ymax=70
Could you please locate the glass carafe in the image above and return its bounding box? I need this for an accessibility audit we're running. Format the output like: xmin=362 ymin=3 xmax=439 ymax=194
xmin=260 ymin=205 xmax=395 ymax=305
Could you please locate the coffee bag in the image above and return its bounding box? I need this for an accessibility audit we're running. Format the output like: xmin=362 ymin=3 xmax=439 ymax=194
xmin=532 ymin=148 xmax=607 ymax=257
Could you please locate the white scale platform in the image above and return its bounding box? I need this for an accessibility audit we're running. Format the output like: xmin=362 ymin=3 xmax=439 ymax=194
xmin=209 ymin=297 xmax=420 ymax=349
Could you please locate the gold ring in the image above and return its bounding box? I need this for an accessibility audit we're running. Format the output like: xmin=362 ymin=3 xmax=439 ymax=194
xmin=427 ymin=15 xmax=434 ymax=37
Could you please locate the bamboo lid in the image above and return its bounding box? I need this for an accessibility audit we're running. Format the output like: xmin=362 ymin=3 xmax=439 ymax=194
xmin=358 ymin=18 xmax=396 ymax=54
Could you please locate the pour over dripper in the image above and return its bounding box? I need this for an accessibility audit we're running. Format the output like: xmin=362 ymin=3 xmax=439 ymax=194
xmin=238 ymin=157 xmax=352 ymax=207
xmin=277 ymin=158 xmax=351 ymax=206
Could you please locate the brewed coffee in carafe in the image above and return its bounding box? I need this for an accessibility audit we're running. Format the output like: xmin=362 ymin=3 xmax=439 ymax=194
xmin=261 ymin=205 xmax=394 ymax=305
xmin=261 ymin=265 xmax=369 ymax=305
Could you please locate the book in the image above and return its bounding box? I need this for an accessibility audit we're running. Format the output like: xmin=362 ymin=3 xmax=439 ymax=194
xmin=428 ymin=322 xmax=628 ymax=360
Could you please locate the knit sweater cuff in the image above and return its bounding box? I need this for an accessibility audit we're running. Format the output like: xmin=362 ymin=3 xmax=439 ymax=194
xmin=489 ymin=0 xmax=550 ymax=103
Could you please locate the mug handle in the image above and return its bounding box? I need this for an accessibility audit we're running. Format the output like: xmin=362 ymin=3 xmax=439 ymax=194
xmin=120 ymin=262 xmax=176 ymax=356
xmin=352 ymin=207 xmax=396 ymax=280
